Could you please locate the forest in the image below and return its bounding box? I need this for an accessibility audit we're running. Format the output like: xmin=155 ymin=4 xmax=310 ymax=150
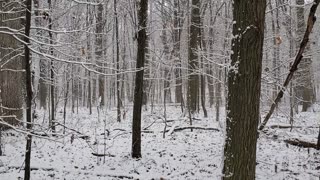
xmin=0 ymin=0 xmax=320 ymax=179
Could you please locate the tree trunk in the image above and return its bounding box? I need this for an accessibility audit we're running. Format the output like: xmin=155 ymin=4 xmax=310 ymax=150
xmin=296 ymin=0 xmax=314 ymax=112
xmin=199 ymin=14 xmax=207 ymax=118
xmin=48 ymin=0 xmax=55 ymax=133
xmin=114 ymin=0 xmax=122 ymax=122
xmin=188 ymin=0 xmax=200 ymax=115
xmin=173 ymin=0 xmax=184 ymax=111
xmin=0 ymin=0 xmax=24 ymax=129
xmin=222 ymin=0 xmax=266 ymax=179
xmin=132 ymin=0 xmax=148 ymax=159
xmin=96 ymin=3 xmax=105 ymax=107
xmin=23 ymin=0 xmax=32 ymax=179
xmin=160 ymin=0 xmax=172 ymax=104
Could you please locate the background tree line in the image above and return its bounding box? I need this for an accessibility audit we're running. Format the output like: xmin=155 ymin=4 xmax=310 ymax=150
xmin=0 ymin=0 xmax=320 ymax=179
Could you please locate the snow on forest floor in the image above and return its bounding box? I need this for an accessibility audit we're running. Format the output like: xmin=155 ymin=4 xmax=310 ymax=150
xmin=0 ymin=106 xmax=319 ymax=179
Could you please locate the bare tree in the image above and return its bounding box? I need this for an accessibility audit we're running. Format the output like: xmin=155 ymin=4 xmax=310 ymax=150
xmin=132 ymin=0 xmax=148 ymax=159
xmin=24 ymin=0 xmax=33 ymax=179
xmin=188 ymin=0 xmax=200 ymax=115
xmin=222 ymin=0 xmax=267 ymax=179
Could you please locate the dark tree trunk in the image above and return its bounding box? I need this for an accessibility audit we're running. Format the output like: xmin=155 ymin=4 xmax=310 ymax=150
xmin=23 ymin=0 xmax=32 ymax=179
xmin=132 ymin=0 xmax=148 ymax=159
xmin=317 ymin=126 xmax=320 ymax=149
xmin=199 ymin=13 xmax=207 ymax=118
xmin=188 ymin=0 xmax=200 ymax=115
xmin=48 ymin=0 xmax=55 ymax=133
xmin=114 ymin=0 xmax=122 ymax=122
xmin=222 ymin=0 xmax=266 ymax=179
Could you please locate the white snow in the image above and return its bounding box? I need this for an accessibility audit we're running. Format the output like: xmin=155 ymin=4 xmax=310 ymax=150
xmin=0 ymin=106 xmax=319 ymax=179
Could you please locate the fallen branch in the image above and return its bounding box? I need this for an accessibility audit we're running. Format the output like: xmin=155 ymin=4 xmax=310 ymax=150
xmin=142 ymin=127 xmax=219 ymax=133
xmin=172 ymin=127 xmax=219 ymax=132
xmin=54 ymin=121 xmax=84 ymax=135
xmin=91 ymin=153 xmax=115 ymax=157
xmin=284 ymin=138 xmax=319 ymax=150
xmin=259 ymin=0 xmax=320 ymax=131
xmin=269 ymin=125 xmax=317 ymax=129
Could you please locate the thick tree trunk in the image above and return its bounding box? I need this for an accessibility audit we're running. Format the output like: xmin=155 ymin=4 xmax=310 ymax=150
xmin=222 ymin=0 xmax=266 ymax=179
xmin=188 ymin=0 xmax=200 ymax=115
xmin=132 ymin=0 xmax=148 ymax=159
xmin=0 ymin=0 xmax=24 ymax=128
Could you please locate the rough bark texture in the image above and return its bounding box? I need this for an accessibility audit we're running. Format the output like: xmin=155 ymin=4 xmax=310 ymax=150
xmin=222 ymin=0 xmax=266 ymax=179
xmin=24 ymin=0 xmax=32 ymax=179
xmin=0 ymin=0 xmax=24 ymax=128
xmin=188 ymin=0 xmax=200 ymax=114
xmin=132 ymin=0 xmax=148 ymax=159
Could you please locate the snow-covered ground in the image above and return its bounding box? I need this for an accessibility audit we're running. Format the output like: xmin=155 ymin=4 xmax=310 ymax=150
xmin=0 ymin=106 xmax=319 ymax=179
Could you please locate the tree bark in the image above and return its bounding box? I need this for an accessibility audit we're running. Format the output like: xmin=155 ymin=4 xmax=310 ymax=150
xmin=222 ymin=0 xmax=266 ymax=179
xmin=48 ymin=0 xmax=55 ymax=134
xmin=23 ymin=0 xmax=33 ymax=179
xmin=188 ymin=0 xmax=200 ymax=115
xmin=96 ymin=3 xmax=105 ymax=107
xmin=173 ymin=0 xmax=184 ymax=112
xmin=0 ymin=0 xmax=24 ymax=128
xmin=132 ymin=0 xmax=148 ymax=159
xmin=114 ymin=0 xmax=122 ymax=122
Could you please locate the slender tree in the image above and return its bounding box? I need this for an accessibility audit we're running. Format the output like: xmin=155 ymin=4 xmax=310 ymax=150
xmin=132 ymin=0 xmax=148 ymax=158
xmin=24 ymin=0 xmax=32 ymax=179
xmin=222 ymin=0 xmax=267 ymax=179
xmin=114 ymin=0 xmax=122 ymax=122
xmin=48 ymin=0 xmax=55 ymax=133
